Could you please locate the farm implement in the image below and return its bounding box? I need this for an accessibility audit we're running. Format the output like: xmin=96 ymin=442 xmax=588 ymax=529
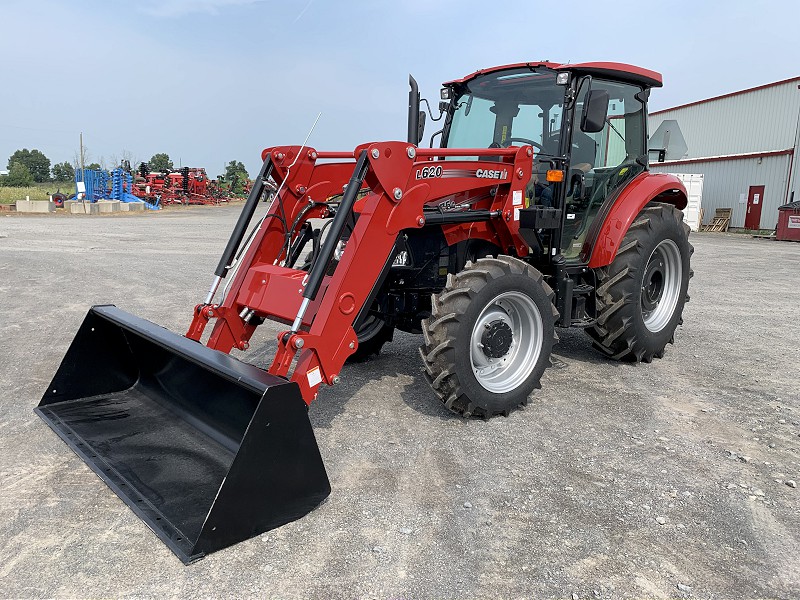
xmin=134 ymin=165 xmax=225 ymax=205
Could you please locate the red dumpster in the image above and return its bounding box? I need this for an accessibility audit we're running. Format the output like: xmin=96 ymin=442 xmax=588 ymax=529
xmin=777 ymin=201 xmax=800 ymax=242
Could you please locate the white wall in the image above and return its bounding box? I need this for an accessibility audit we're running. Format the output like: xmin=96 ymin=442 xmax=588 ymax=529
xmin=649 ymin=79 xmax=800 ymax=158
xmin=651 ymin=154 xmax=791 ymax=229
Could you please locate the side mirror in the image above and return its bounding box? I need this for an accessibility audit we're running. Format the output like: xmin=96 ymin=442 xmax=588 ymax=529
xmin=417 ymin=111 xmax=426 ymax=145
xmin=581 ymin=89 xmax=609 ymax=133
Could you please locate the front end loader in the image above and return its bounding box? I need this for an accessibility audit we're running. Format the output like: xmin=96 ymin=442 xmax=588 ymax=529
xmin=37 ymin=61 xmax=692 ymax=562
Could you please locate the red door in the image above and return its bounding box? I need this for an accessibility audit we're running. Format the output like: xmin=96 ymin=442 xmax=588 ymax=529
xmin=745 ymin=185 xmax=764 ymax=230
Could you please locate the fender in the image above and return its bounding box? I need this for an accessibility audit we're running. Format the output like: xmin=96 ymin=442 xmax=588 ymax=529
xmin=587 ymin=172 xmax=687 ymax=268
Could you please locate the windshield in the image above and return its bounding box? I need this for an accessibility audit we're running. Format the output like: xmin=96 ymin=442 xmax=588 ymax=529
xmin=443 ymin=68 xmax=565 ymax=158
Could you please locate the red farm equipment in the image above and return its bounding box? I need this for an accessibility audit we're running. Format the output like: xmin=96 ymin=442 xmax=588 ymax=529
xmin=207 ymin=173 xmax=259 ymax=202
xmin=37 ymin=61 xmax=692 ymax=563
xmin=134 ymin=165 xmax=220 ymax=205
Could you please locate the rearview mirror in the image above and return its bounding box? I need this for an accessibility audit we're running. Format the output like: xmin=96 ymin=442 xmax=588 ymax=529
xmin=581 ymin=89 xmax=609 ymax=134
xmin=417 ymin=110 xmax=426 ymax=145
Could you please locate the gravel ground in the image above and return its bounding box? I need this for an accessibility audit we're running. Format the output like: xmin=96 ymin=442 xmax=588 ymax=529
xmin=0 ymin=206 xmax=798 ymax=599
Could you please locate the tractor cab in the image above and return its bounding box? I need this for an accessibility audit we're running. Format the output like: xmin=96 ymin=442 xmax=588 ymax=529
xmin=438 ymin=63 xmax=654 ymax=261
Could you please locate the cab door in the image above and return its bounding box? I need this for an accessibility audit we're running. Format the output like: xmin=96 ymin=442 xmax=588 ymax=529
xmin=561 ymin=80 xmax=648 ymax=260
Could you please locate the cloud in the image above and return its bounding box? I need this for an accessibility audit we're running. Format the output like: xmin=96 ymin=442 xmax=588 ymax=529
xmin=139 ymin=0 xmax=265 ymax=18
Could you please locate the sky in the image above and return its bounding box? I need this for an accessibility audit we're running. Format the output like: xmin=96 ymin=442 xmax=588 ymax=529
xmin=1 ymin=0 xmax=798 ymax=177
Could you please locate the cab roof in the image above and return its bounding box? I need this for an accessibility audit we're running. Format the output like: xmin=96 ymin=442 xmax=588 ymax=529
xmin=443 ymin=61 xmax=663 ymax=89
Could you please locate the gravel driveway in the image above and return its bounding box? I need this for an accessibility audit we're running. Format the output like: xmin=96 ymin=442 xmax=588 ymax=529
xmin=1 ymin=206 xmax=798 ymax=598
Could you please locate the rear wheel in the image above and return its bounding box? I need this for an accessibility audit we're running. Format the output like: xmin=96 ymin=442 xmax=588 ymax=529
xmin=316 ymin=255 xmax=394 ymax=363
xmin=348 ymin=314 xmax=394 ymax=362
xmin=420 ymin=256 xmax=558 ymax=418
xmin=588 ymin=202 xmax=693 ymax=361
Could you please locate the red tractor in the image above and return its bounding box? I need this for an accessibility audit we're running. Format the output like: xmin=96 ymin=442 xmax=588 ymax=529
xmin=37 ymin=61 xmax=691 ymax=563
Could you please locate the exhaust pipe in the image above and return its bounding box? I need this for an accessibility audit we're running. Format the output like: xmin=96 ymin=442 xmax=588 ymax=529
xmin=408 ymin=74 xmax=421 ymax=145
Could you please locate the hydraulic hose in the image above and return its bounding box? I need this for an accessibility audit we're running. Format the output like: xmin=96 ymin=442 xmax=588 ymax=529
xmin=302 ymin=151 xmax=368 ymax=302
xmin=214 ymin=156 xmax=273 ymax=279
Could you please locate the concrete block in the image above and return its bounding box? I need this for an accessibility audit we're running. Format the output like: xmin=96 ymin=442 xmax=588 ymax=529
xmin=66 ymin=200 xmax=84 ymax=214
xmin=67 ymin=201 xmax=100 ymax=214
xmin=120 ymin=202 xmax=145 ymax=212
xmin=16 ymin=200 xmax=56 ymax=213
xmin=98 ymin=200 xmax=120 ymax=213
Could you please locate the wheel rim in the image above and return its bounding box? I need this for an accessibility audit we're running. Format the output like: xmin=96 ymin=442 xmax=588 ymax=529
xmin=641 ymin=239 xmax=682 ymax=333
xmin=469 ymin=291 xmax=543 ymax=394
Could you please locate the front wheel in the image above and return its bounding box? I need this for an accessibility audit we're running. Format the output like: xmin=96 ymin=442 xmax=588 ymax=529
xmin=420 ymin=256 xmax=559 ymax=418
xmin=587 ymin=202 xmax=693 ymax=361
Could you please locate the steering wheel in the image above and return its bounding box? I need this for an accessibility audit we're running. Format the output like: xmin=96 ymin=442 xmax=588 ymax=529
xmin=502 ymin=137 xmax=543 ymax=150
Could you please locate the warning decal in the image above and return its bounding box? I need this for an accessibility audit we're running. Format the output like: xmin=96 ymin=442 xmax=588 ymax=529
xmin=306 ymin=366 xmax=323 ymax=387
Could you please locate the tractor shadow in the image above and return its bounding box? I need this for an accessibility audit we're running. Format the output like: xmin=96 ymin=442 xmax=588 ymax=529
xmin=551 ymin=326 xmax=616 ymax=366
xmin=318 ymin=333 xmax=456 ymax=425
xmin=243 ymin=326 xmax=626 ymax=427
xmin=242 ymin=330 xmax=454 ymax=426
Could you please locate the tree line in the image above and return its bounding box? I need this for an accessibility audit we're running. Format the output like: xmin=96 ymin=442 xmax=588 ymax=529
xmin=0 ymin=148 xmax=250 ymax=193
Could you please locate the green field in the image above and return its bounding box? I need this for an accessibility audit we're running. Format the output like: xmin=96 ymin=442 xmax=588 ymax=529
xmin=0 ymin=182 xmax=74 ymax=204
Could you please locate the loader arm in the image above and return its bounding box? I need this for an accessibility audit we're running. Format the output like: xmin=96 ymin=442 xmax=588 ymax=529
xmin=190 ymin=141 xmax=534 ymax=404
xmin=187 ymin=149 xmax=364 ymax=352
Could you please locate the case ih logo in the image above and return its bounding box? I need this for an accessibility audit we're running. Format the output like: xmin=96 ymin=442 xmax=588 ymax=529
xmin=476 ymin=168 xmax=508 ymax=180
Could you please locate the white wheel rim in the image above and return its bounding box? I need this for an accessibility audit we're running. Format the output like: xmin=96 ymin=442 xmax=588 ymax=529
xmin=641 ymin=239 xmax=683 ymax=333
xmin=469 ymin=291 xmax=543 ymax=393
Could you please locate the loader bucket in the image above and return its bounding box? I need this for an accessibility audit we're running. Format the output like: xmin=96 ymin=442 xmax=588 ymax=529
xmin=36 ymin=305 xmax=330 ymax=564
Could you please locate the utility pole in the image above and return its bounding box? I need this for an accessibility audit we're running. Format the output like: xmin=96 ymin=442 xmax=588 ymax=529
xmin=79 ymin=132 xmax=85 ymax=174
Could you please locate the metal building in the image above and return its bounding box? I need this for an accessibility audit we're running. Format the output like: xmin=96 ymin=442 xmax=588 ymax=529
xmin=648 ymin=77 xmax=800 ymax=229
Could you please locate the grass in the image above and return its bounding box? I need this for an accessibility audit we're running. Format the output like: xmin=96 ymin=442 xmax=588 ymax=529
xmin=727 ymin=227 xmax=776 ymax=236
xmin=0 ymin=182 xmax=74 ymax=204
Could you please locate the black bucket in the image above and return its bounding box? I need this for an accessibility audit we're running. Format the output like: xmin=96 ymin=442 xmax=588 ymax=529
xmin=36 ymin=305 xmax=331 ymax=564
